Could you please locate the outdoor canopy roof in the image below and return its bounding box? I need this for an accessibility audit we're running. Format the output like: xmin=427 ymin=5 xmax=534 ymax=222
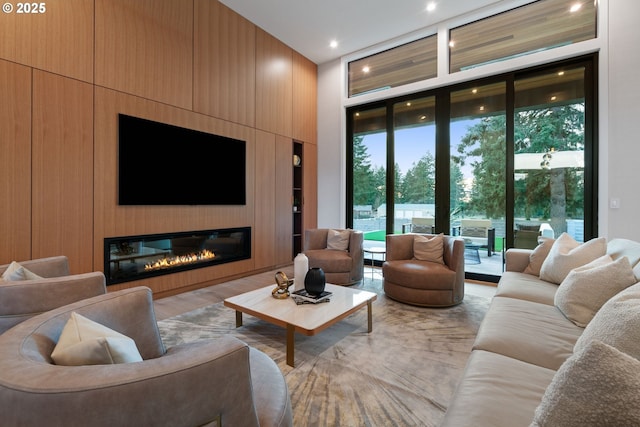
xmin=514 ymin=150 xmax=584 ymax=170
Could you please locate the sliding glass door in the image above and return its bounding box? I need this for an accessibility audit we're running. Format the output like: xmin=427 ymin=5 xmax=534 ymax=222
xmin=513 ymin=65 xmax=587 ymax=246
xmin=450 ymin=82 xmax=506 ymax=277
xmin=350 ymin=106 xmax=387 ymax=244
xmin=393 ymin=97 xmax=436 ymax=234
xmin=347 ymin=56 xmax=596 ymax=281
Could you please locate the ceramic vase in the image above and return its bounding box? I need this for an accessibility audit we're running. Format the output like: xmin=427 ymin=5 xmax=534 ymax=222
xmin=304 ymin=267 xmax=326 ymax=295
xmin=293 ymin=253 xmax=309 ymax=291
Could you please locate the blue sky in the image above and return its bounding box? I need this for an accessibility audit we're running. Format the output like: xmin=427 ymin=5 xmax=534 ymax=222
xmin=362 ymin=119 xmax=479 ymax=176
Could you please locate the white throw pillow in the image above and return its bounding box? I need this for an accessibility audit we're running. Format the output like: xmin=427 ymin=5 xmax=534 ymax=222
xmin=573 ymin=282 xmax=640 ymax=360
xmin=531 ymin=340 xmax=640 ymax=427
xmin=326 ymin=229 xmax=350 ymax=251
xmin=1 ymin=261 xmax=44 ymax=281
xmin=51 ymin=312 xmax=143 ymax=366
xmin=413 ymin=234 xmax=444 ymax=264
xmin=523 ymin=237 xmax=555 ymax=276
xmin=555 ymin=255 xmax=637 ymax=327
xmin=539 ymin=233 xmax=606 ymax=284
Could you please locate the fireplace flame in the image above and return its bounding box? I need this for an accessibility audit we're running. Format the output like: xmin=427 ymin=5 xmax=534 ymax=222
xmin=144 ymin=249 xmax=215 ymax=271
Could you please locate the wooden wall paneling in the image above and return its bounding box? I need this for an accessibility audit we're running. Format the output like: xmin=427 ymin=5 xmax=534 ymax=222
xmin=302 ymin=142 xmax=318 ymax=236
xmin=0 ymin=0 xmax=94 ymax=83
xmin=292 ymin=52 xmax=318 ymax=144
xmin=0 ymin=60 xmax=32 ymax=264
xmin=194 ymin=0 xmax=256 ymax=127
xmin=93 ymin=87 xmax=256 ymax=294
xmin=253 ymin=130 xmax=276 ymax=268
xmin=95 ymin=0 xmax=193 ymax=109
xmin=275 ymin=135 xmax=293 ymax=263
xmin=256 ymin=29 xmax=293 ymax=137
xmin=31 ymin=71 xmax=94 ymax=273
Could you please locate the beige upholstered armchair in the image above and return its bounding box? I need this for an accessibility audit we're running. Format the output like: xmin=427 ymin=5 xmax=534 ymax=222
xmin=304 ymin=228 xmax=364 ymax=285
xmin=402 ymin=217 xmax=435 ymax=234
xmin=383 ymin=233 xmax=465 ymax=307
xmin=0 ymin=287 xmax=293 ymax=427
xmin=453 ymin=219 xmax=496 ymax=256
xmin=0 ymin=256 xmax=106 ymax=334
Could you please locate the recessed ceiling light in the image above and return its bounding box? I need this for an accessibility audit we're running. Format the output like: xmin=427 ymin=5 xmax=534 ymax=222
xmin=449 ymin=40 xmax=455 ymax=48
xmin=558 ymin=71 xmax=565 ymax=76
xmin=426 ymin=2 xmax=436 ymax=13
xmin=362 ymin=66 xmax=370 ymax=73
xmin=472 ymin=89 xmax=478 ymax=94
xmin=329 ymin=40 xmax=338 ymax=49
xmin=551 ymin=96 xmax=557 ymax=101
xmin=570 ymin=3 xmax=582 ymax=12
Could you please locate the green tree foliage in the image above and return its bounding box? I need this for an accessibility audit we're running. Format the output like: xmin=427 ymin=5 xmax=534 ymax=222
xmin=454 ymin=116 xmax=507 ymax=218
xmin=514 ymin=104 xmax=585 ymax=232
xmin=352 ymin=135 xmax=375 ymax=206
xmin=401 ymin=153 xmax=435 ymax=203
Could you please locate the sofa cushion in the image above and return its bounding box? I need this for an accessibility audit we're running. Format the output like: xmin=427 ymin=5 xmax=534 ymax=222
xmin=607 ymin=238 xmax=640 ymax=281
xmin=555 ymin=255 xmax=637 ymax=327
xmin=473 ymin=296 xmax=583 ymax=370
xmin=440 ymin=350 xmax=556 ymax=427
xmin=531 ymin=340 xmax=640 ymax=427
xmin=539 ymin=233 xmax=606 ymax=284
xmin=326 ymin=229 xmax=350 ymax=251
xmin=304 ymin=249 xmax=352 ymax=273
xmin=51 ymin=312 xmax=143 ymax=366
xmin=574 ymin=282 xmax=640 ymax=360
xmin=523 ymin=237 xmax=554 ymax=276
xmin=1 ymin=261 xmax=44 ymax=281
xmin=413 ymin=233 xmax=444 ymax=264
xmin=382 ymin=260 xmax=455 ymax=290
xmin=495 ymin=272 xmax=557 ymax=306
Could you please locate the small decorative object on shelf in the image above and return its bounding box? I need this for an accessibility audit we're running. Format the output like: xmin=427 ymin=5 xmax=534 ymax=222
xmin=272 ymin=271 xmax=294 ymax=299
xmin=304 ymin=267 xmax=326 ymax=296
xmin=293 ymin=154 xmax=301 ymax=166
xmin=291 ymin=288 xmax=332 ymax=304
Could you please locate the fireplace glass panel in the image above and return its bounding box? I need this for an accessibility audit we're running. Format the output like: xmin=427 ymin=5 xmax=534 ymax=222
xmin=104 ymin=227 xmax=251 ymax=285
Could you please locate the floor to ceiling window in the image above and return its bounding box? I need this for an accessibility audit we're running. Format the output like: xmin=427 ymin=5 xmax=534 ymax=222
xmin=347 ymin=55 xmax=596 ymax=282
xmin=392 ymin=97 xmax=437 ymax=234
xmin=450 ymin=82 xmax=506 ymax=277
xmin=513 ymin=64 xmax=588 ymax=248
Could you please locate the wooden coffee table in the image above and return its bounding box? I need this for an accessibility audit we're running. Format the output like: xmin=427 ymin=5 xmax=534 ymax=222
xmin=224 ymin=283 xmax=377 ymax=367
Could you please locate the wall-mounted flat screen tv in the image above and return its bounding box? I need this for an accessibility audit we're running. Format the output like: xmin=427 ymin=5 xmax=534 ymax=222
xmin=118 ymin=114 xmax=246 ymax=205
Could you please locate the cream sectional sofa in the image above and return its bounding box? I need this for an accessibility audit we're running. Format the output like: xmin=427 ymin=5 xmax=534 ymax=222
xmin=441 ymin=236 xmax=640 ymax=427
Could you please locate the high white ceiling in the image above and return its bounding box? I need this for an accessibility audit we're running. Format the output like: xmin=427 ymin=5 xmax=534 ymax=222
xmin=219 ymin=0 xmax=506 ymax=64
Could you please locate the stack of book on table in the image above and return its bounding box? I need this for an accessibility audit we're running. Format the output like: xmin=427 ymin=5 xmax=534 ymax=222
xmin=291 ymin=289 xmax=332 ymax=305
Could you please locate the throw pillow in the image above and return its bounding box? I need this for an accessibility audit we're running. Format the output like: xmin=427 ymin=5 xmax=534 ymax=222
xmin=51 ymin=312 xmax=143 ymax=366
xmin=523 ymin=237 xmax=555 ymax=276
xmin=413 ymin=233 xmax=444 ymax=264
xmin=573 ymin=282 xmax=640 ymax=360
xmin=326 ymin=229 xmax=350 ymax=251
xmin=1 ymin=261 xmax=44 ymax=281
xmin=531 ymin=340 xmax=640 ymax=427
xmin=539 ymin=233 xmax=606 ymax=284
xmin=554 ymin=255 xmax=637 ymax=327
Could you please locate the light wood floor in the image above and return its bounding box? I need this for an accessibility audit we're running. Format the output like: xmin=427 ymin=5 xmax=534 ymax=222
xmin=153 ymin=265 xmax=497 ymax=320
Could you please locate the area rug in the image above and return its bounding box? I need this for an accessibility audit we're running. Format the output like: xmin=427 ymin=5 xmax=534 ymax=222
xmin=158 ymin=282 xmax=490 ymax=426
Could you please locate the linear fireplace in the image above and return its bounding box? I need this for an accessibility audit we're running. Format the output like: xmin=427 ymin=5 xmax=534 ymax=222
xmin=104 ymin=227 xmax=251 ymax=285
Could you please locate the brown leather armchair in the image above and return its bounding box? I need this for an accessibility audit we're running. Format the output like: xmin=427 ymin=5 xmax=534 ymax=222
xmin=0 ymin=256 xmax=106 ymax=334
xmin=382 ymin=234 xmax=465 ymax=307
xmin=303 ymin=228 xmax=364 ymax=285
xmin=0 ymin=287 xmax=293 ymax=426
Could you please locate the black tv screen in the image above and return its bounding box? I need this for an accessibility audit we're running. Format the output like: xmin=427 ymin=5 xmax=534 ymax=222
xmin=118 ymin=114 xmax=246 ymax=205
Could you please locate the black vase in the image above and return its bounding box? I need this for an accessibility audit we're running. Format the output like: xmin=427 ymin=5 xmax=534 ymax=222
xmin=304 ymin=267 xmax=326 ymax=295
